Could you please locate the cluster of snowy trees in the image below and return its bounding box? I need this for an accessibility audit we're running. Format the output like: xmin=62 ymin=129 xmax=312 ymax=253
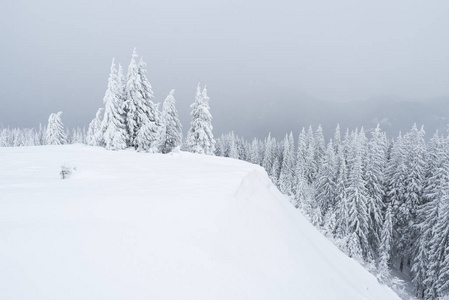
xmin=85 ymin=49 xmax=181 ymax=152
xmin=0 ymin=116 xmax=86 ymax=147
xmin=215 ymin=125 xmax=449 ymax=300
xmin=85 ymin=49 xmax=214 ymax=155
xmin=1 ymin=49 xmax=215 ymax=155
xmin=0 ymin=126 xmax=47 ymax=147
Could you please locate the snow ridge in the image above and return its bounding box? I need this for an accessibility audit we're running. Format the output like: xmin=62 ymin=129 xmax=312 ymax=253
xmin=0 ymin=145 xmax=400 ymax=300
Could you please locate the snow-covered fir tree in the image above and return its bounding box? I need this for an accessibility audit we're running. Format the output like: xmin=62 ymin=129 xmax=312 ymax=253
xmin=228 ymin=132 xmax=239 ymax=159
xmin=86 ymin=108 xmax=104 ymax=146
xmin=402 ymin=125 xmax=426 ymax=260
xmin=304 ymin=126 xmax=317 ymax=184
xmin=117 ymin=63 xmax=126 ymax=106
xmin=262 ymin=133 xmax=276 ymax=173
xmin=186 ymin=84 xmax=215 ymax=155
xmin=270 ymin=156 xmax=281 ymax=187
xmin=331 ymin=143 xmax=348 ymax=237
xmin=345 ymin=130 xmax=370 ymax=260
xmin=249 ymin=138 xmax=261 ymax=165
xmin=136 ymin=57 xmax=162 ymax=152
xmin=71 ymin=127 xmax=86 ymax=144
xmin=124 ymin=49 xmax=160 ymax=150
xmin=36 ymin=124 xmax=46 ymax=145
xmin=364 ymin=125 xmax=387 ymax=255
xmin=378 ymin=204 xmax=393 ymax=281
xmin=123 ymin=49 xmax=140 ymax=146
xmin=161 ymin=89 xmax=182 ymax=153
xmin=45 ymin=111 xmax=67 ymax=145
xmin=390 ymin=125 xmax=426 ymax=272
xmin=333 ymin=124 xmax=341 ymax=153
xmin=101 ymin=58 xmax=127 ymax=150
xmin=136 ymin=102 xmax=163 ymax=153
xmin=315 ymin=140 xmax=337 ymax=223
xmin=314 ymin=125 xmax=326 ymax=169
xmin=278 ymin=132 xmax=295 ymax=196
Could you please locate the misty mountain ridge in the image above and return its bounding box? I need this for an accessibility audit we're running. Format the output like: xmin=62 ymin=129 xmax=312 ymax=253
xmin=213 ymin=91 xmax=449 ymax=140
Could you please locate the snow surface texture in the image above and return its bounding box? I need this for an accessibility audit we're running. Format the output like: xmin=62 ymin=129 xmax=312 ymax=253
xmin=0 ymin=145 xmax=400 ymax=300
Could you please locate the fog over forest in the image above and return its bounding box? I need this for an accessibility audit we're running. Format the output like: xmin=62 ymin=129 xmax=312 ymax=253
xmin=1 ymin=0 xmax=449 ymax=139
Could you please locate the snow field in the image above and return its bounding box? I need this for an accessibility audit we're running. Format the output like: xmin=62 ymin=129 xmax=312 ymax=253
xmin=0 ymin=145 xmax=400 ymax=299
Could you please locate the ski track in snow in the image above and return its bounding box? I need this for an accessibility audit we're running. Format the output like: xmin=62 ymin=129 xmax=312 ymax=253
xmin=0 ymin=144 xmax=400 ymax=300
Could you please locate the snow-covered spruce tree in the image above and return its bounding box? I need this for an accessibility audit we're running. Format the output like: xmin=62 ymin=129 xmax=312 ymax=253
xmin=333 ymin=124 xmax=341 ymax=153
xmin=186 ymin=84 xmax=215 ymax=155
xmin=295 ymin=173 xmax=320 ymax=225
xmin=65 ymin=128 xmax=71 ymax=144
xmin=314 ymin=124 xmax=326 ymax=170
xmin=5 ymin=128 xmax=14 ymax=146
xmin=279 ymin=132 xmax=295 ymax=196
xmin=237 ymin=135 xmax=249 ymax=161
xmin=15 ymin=128 xmax=24 ymax=146
xmin=295 ymin=128 xmax=307 ymax=166
xmin=249 ymin=138 xmax=261 ymax=165
xmin=218 ymin=132 xmax=239 ymax=159
xmin=425 ymin=188 xmax=449 ymax=299
xmin=215 ymin=135 xmax=225 ymax=156
xmin=332 ymin=143 xmax=348 ymax=238
xmin=161 ymin=89 xmax=182 ymax=153
xmin=0 ymin=128 xmax=6 ymax=147
xmin=86 ymin=108 xmax=104 ymax=146
xmin=117 ymin=64 xmax=126 ymax=106
xmin=270 ymin=156 xmax=281 ymax=187
xmin=385 ymin=132 xmax=408 ymax=270
xmin=293 ymin=128 xmax=307 ymax=191
xmin=216 ymin=134 xmax=228 ymax=157
xmin=262 ymin=133 xmax=275 ymax=173
xmin=344 ymin=128 xmax=357 ymax=167
xmin=35 ymin=124 xmax=46 ymax=145
xmin=0 ymin=128 xmax=14 ymax=147
xmin=46 ymin=111 xmax=67 ymax=145
xmin=101 ymin=58 xmax=127 ymax=150
xmin=124 ymin=49 xmax=160 ymax=150
xmin=345 ymin=130 xmax=370 ymax=260
xmin=136 ymin=102 xmax=163 ymax=153
xmin=293 ymin=128 xmax=320 ymax=224
xmin=71 ymin=127 xmax=86 ymax=144
xmin=123 ymin=49 xmax=140 ymax=146
xmin=228 ymin=132 xmax=239 ymax=159
xmin=410 ymin=132 xmax=442 ymax=297
xmin=315 ymin=140 xmax=337 ymax=225
xmin=364 ymin=125 xmax=387 ymax=255
xmin=378 ymin=203 xmax=393 ymax=281
xmin=293 ymin=129 xmax=306 ymax=201
xmin=304 ymin=126 xmax=317 ymax=184
xmin=136 ymin=57 xmax=163 ymax=152
xmin=390 ymin=125 xmax=426 ymax=272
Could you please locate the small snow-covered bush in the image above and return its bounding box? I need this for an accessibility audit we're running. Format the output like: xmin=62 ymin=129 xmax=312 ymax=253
xmin=60 ymin=165 xmax=76 ymax=179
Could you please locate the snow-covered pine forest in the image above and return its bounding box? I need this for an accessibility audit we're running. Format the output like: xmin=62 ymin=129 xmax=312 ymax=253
xmin=1 ymin=50 xmax=449 ymax=300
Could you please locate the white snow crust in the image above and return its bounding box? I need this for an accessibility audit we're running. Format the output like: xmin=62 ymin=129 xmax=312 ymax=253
xmin=0 ymin=145 xmax=400 ymax=299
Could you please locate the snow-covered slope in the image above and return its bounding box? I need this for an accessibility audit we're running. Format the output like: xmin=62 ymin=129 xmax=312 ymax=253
xmin=0 ymin=145 xmax=400 ymax=300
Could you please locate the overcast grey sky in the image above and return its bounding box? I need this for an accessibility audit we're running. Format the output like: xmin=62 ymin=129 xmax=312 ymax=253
xmin=1 ymin=0 xmax=449 ymax=135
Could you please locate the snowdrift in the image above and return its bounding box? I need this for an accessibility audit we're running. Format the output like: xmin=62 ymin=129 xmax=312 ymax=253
xmin=0 ymin=145 xmax=400 ymax=299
